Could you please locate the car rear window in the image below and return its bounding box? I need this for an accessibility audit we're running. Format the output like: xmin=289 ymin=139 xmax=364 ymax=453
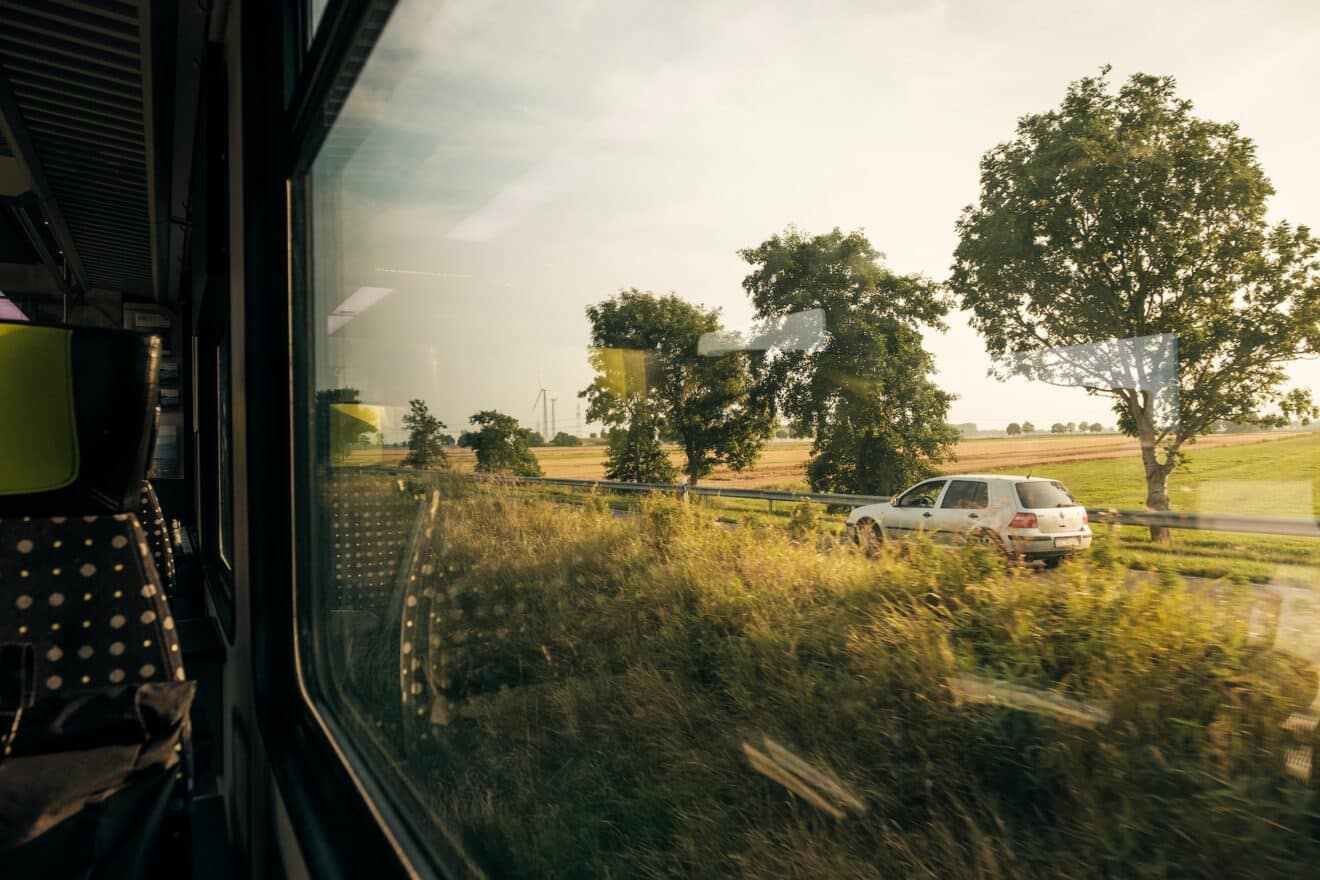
xmin=1015 ymin=480 xmax=1077 ymax=508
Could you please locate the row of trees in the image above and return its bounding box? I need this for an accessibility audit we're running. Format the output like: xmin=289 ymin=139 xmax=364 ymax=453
xmin=580 ymin=69 xmax=1319 ymax=540
xmin=327 ymin=70 xmax=1317 ymax=541
xmin=1005 ymin=421 xmax=1107 ymax=435
xmin=317 ymin=395 xmax=544 ymax=477
xmin=581 ymin=229 xmax=961 ymax=494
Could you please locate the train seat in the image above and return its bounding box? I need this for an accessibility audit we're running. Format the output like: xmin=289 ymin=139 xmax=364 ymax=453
xmin=0 ymin=321 xmax=194 ymax=878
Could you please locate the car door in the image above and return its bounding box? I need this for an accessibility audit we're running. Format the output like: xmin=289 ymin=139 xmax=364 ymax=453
xmin=932 ymin=479 xmax=990 ymax=543
xmin=886 ymin=479 xmax=949 ymax=537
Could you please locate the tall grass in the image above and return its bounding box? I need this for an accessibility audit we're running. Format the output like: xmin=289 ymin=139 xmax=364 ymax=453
xmin=339 ymin=477 xmax=1318 ymax=879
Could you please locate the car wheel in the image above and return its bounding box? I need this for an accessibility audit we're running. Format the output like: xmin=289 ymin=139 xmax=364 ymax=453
xmin=852 ymin=519 xmax=885 ymax=555
xmin=968 ymin=529 xmax=1015 ymax=563
xmin=1040 ymin=555 xmax=1063 ymax=569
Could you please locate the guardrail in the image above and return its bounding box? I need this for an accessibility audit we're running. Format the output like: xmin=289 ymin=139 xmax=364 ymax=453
xmin=471 ymin=474 xmax=889 ymax=508
xmin=361 ymin=467 xmax=1320 ymax=538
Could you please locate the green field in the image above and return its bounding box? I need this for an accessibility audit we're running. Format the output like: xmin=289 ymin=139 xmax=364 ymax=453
xmin=338 ymin=480 xmax=1319 ymax=879
xmin=987 ymin=434 xmax=1318 ymax=584
xmin=992 ymin=433 xmax=1318 ymax=518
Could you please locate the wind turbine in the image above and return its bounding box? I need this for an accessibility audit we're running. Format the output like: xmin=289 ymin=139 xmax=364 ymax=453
xmin=533 ymin=382 xmax=549 ymax=437
xmin=551 ymin=398 xmax=558 ymax=438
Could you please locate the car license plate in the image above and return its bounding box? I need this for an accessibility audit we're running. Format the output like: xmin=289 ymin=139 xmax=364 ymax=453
xmin=1054 ymin=536 xmax=1081 ymax=548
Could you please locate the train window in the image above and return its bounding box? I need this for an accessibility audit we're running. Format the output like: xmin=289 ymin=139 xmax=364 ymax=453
xmin=298 ymin=2 xmax=1319 ymax=876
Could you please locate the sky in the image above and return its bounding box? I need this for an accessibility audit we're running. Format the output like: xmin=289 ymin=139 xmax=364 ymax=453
xmin=311 ymin=0 xmax=1320 ymax=439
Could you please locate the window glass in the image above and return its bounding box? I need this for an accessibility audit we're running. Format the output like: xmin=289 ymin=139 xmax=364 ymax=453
xmin=1016 ymin=480 xmax=1077 ymax=509
xmin=895 ymin=480 xmax=947 ymax=508
xmin=301 ymin=2 xmax=1320 ymax=876
xmin=941 ymin=480 xmax=988 ymax=510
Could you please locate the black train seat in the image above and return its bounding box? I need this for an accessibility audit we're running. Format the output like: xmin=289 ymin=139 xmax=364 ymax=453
xmin=0 ymin=320 xmax=193 ymax=879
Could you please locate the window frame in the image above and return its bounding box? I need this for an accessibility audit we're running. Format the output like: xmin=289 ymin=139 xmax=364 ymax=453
xmin=243 ymin=0 xmax=475 ymax=877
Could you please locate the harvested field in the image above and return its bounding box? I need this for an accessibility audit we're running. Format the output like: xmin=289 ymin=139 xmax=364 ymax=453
xmin=356 ymin=431 xmax=1307 ymax=488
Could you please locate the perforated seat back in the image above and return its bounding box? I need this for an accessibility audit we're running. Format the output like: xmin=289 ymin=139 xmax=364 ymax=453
xmin=137 ymin=482 xmax=177 ymax=599
xmin=324 ymin=472 xmax=429 ymax=613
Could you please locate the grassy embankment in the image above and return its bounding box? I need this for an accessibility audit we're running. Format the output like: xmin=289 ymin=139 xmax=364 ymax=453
xmin=342 ymin=480 xmax=1317 ymax=879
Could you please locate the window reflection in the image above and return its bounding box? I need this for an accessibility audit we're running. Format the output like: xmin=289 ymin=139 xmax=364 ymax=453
xmin=303 ymin=1 xmax=1319 ymax=875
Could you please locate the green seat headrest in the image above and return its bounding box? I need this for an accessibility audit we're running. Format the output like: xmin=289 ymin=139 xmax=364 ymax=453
xmin=0 ymin=324 xmax=79 ymax=495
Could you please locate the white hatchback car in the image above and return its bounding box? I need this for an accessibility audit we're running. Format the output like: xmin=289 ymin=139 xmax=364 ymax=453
xmin=846 ymin=475 xmax=1092 ymax=565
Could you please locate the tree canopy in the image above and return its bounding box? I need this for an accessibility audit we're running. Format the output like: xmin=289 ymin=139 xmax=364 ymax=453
xmin=581 ymin=289 xmax=773 ymax=485
xmin=401 ymin=399 xmax=449 ymax=470
xmin=466 ymin=410 xmax=543 ymax=477
xmin=549 ymin=432 xmax=583 ymax=447
xmin=740 ymin=227 xmax=958 ymax=494
xmin=950 ymin=70 xmax=1319 ymax=533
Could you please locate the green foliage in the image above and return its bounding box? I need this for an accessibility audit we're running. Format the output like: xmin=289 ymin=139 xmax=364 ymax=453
xmin=603 ymin=403 xmax=677 ymax=483
xmin=1022 ymin=421 xmax=1036 ymax=434
xmin=951 ymin=69 xmax=1320 ymax=521
xmin=741 ymin=227 xmax=959 ymax=495
xmin=343 ymin=481 xmax=1317 ymax=879
xmin=549 ymin=432 xmax=583 ymax=447
xmin=582 ymin=289 xmax=773 ymax=485
xmin=401 ymin=398 xmax=449 ymax=470
xmin=467 ymin=410 xmax=543 ymax=476
xmin=1006 ymin=422 xmax=1022 ymax=436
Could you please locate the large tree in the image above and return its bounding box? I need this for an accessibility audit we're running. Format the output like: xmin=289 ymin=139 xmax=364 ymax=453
xmin=466 ymin=410 xmax=543 ymax=476
xmin=740 ymin=227 xmax=958 ymax=495
xmin=581 ymin=289 xmax=773 ymax=486
xmin=950 ymin=70 xmax=1318 ymax=539
xmin=401 ymin=398 xmax=448 ymax=470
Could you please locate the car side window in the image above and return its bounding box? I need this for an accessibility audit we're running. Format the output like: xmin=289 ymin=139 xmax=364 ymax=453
xmin=941 ymin=480 xmax=988 ymax=509
xmin=896 ymin=480 xmax=946 ymax=508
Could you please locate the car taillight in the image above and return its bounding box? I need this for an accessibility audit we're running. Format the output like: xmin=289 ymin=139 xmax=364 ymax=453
xmin=1082 ymin=511 xmax=1089 ymax=525
xmin=1009 ymin=512 xmax=1037 ymax=529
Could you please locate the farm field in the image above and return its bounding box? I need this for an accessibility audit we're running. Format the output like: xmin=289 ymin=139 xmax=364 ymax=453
xmin=361 ymin=430 xmax=1311 ymax=496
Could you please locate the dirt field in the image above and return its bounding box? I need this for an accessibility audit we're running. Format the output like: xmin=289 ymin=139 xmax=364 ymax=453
xmin=360 ymin=431 xmax=1306 ymax=488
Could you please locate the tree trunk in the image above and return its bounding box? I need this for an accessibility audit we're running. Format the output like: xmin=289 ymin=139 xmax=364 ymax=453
xmin=1138 ymin=441 xmax=1173 ymax=544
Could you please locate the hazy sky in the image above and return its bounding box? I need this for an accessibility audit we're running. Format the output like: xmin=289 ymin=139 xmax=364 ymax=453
xmin=313 ymin=0 xmax=1320 ymax=438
